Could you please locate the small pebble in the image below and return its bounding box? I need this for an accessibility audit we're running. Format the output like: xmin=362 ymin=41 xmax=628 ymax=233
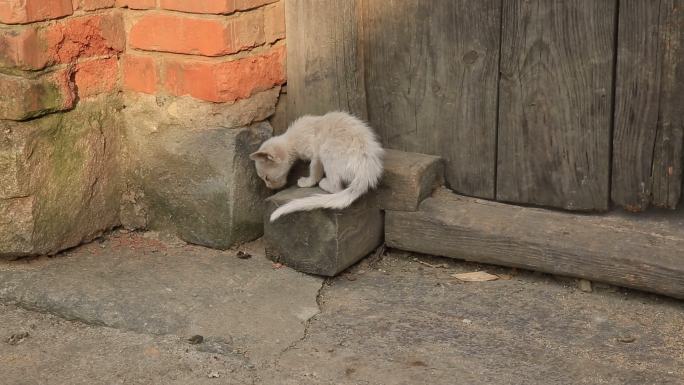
xmin=188 ymin=335 xmax=204 ymax=344
xmin=617 ymin=335 xmax=636 ymax=343
xmin=579 ymin=279 xmax=593 ymax=293
xmin=6 ymin=332 xmax=29 ymax=346
xmin=236 ymin=251 xmax=251 ymax=259
xmin=208 ymin=371 xmax=220 ymax=378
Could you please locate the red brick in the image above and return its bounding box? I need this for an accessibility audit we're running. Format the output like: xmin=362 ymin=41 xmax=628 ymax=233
xmin=73 ymin=0 xmax=116 ymax=11
xmin=129 ymin=12 xmax=264 ymax=56
xmin=158 ymin=0 xmax=276 ymax=14
xmin=234 ymin=0 xmax=277 ymax=11
xmin=0 ymin=69 xmax=75 ymax=120
xmin=123 ymin=54 xmax=157 ymax=94
xmin=75 ymin=57 xmax=118 ymax=98
xmin=164 ymin=45 xmax=285 ymax=102
xmin=0 ymin=0 xmax=73 ymax=24
xmin=0 ymin=13 xmax=124 ymax=71
xmin=159 ymin=0 xmax=234 ymax=14
xmin=263 ymin=1 xmax=284 ymax=43
xmin=115 ymin=0 xmax=155 ymax=10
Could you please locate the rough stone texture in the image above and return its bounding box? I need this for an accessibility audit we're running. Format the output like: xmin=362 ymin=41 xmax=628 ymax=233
xmin=0 ymin=69 xmax=75 ymax=121
xmin=0 ymin=304 xmax=256 ymax=385
xmin=264 ymin=187 xmax=384 ymax=276
xmin=1 ymin=237 xmax=683 ymax=384
xmin=0 ymin=233 xmax=323 ymax=365
xmin=372 ymin=149 xmax=444 ymax=211
xmin=0 ymin=96 xmax=123 ymax=259
xmin=122 ymin=95 xmax=276 ymax=248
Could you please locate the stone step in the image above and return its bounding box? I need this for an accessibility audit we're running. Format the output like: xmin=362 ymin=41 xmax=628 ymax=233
xmin=371 ymin=149 xmax=444 ymax=211
xmin=264 ymin=187 xmax=383 ymax=276
xmin=386 ymin=188 xmax=684 ymax=299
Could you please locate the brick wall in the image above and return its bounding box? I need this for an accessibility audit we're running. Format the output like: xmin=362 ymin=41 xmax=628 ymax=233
xmin=122 ymin=0 xmax=285 ymax=102
xmin=0 ymin=0 xmax=287 ymax=256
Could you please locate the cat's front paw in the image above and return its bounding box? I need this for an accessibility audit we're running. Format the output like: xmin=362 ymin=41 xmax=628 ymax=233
xmin=297 ymin=177 xmax=316 ymax=188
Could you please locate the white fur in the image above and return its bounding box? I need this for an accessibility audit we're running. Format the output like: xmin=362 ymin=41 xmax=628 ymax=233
xmin=250 ymin=111 xmax=384 ymax=222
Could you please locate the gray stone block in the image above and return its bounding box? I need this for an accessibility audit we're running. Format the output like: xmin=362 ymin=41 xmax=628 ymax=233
xmin=123 ymin=121 xmax=273 ymax=249
xmin=264 ymin=187 xmax=384 ymax=276
xmin=372 ymin=149 xmax=444 ymax=211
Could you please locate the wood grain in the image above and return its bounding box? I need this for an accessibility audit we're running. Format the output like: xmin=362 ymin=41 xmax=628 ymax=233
xmin=386 ymin=189 xmax=684 ymax=299
xmin=285 ymin=0 xmax=367 ymax=123
xmin=497 ymin=0 xmax=616 ymax=210
xmin=362 ymin=0 xmax=501 ymax=199
xmin=612 ymin=0 xmax=683 ymax=211
xmin=651 ymin=0 xmax=684 ymax=208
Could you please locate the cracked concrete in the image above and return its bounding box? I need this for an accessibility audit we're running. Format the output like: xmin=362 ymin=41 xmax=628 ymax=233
xmin=1 ymin=232 xmax=683 ymax=384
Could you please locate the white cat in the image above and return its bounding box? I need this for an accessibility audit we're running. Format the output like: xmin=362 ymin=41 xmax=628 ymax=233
xmin=250 ymin=111 xmax=384 ymax=222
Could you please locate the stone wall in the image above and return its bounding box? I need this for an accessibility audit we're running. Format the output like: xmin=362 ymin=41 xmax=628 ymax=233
xmin=0 ymin=0 xmax=287 ymax=257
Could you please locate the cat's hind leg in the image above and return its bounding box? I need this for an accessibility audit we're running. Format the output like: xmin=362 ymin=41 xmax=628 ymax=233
xmin=298 ymin=157 xmax=324 ymax=188
xmin=319 ymin=176 xmax=344 ymax=193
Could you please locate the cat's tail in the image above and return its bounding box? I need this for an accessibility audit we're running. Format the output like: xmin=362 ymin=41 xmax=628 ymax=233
xmin=269 ymin=155 xmax=382 ymax=222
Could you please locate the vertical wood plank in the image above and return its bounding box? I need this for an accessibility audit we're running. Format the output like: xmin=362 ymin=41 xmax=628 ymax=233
xmin=362 ymin=0 xmax=501 ymax=199
xmin=285 ymin=0 xmax=367 ymax=124
xmin=652 ymin=0 xmax=684 ymax=208
xmin=497 ymin=0 xmax=616 ymax=211
xmin=612 ymin=0 xmax=684 ymax=211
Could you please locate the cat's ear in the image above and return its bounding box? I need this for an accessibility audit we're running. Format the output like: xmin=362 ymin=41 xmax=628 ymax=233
xmin=249 ymin=151 xmax=274 ymax=162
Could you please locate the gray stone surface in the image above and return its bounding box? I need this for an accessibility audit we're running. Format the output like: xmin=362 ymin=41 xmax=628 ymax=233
xmin=264 ymin=187 xmax=384 ymax=276
xmin=0 ymin=95 xmax=123 ymax=259
xmin=0 ymin=303 xmax=255 ymax=385
xmin=264 ymin=253 xmax=684 ymax=385
xmin=122 ymin=120 xmax=273 ymax=249
xmin=0 ymin=232 xmax=323 ymax=364
xmin=372 ymin=149 xmax=444 ymax=211
xmin=1 ymin=235 xmax=683 ymax=385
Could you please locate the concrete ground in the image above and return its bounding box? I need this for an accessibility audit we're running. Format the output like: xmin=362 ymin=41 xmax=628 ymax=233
xmin=1 ymin=231 xmax=682 ymax=385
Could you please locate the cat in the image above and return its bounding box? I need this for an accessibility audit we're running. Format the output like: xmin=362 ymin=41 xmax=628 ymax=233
xmin=250 ymin=111 xmax=384 ymax=222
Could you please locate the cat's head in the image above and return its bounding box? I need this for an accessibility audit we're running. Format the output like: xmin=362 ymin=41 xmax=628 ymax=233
xmin=249 ymin=139 xmax=291 ymax=190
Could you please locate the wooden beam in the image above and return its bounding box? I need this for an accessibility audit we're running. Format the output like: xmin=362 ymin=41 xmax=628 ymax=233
xmin=386 ymin=188 xmax=684 ymax=299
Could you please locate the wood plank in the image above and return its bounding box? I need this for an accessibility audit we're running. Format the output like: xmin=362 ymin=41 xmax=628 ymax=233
xmin=362 ymin=0 xmax=501 ymax=199
xmin=652 ymin=0 xmax=684 ymax=208
xmin=284 ymin=0 xmax=367 ymax=123
xmin=612 ymin=0 xmax=684 ymax=211
xmin=386 ymin=188 xmax=684 ymax=299
xmin=497 ymin=0 xmax=616 ymax=210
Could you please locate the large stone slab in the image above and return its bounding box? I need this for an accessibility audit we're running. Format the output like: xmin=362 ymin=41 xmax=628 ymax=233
xmin=264 ymin=187 xmax=384 ymax=276
xmin=0 ymin=233 xmax=323 ymax=365
xmin=372 ymin=149 xmax=444 ymax=211
xmin=0 ymin=95 xmax=122 ymax=258
xmin=386 ymin=188 xmax=684 ymax=299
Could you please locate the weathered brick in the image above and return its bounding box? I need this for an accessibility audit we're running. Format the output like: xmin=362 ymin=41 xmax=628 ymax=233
xmin=75 ymin=57 xmax=118 ymax=98
xmin=0 ymin=0 xmax=73 ymax=24
xmin=159 ymin=0 xmax=277 ymax=14
xmin=129 ymin=12 xmax=264 ymax=56
xmin=164 ymin=46 xmax=285 ymax=102
xmin=123 ymin=54 xmax=157 ymax=94
xmin=73 ymin=0 xmax=116 ymax=11
xmin=0 ymin=69 xmax=75 ymax=121
xmin=263 ymin=1 xmax=284 ymax=43
xmin=159 ymin=0 xmax=234 ymax=14
xmin=0 ymin=13 xmax=124 ymax=71
xmin=115 ymin=0 xmax=155 ymax=10
xmin=235 ymin=0 xmax=277 ymax=11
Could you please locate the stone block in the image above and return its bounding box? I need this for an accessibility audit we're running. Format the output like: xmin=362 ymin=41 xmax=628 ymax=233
xmin=264 ymin=187 xmax=384 ymax=276
xmin=122 ymin=120 xmax=273 ymax=249
xmin=0 ymin=95 xmax=123 ymax=258
xmin=372 ymin=149 xmax=444 ymax=211
xmin=0 ymin=70 xmax=75 ymax=121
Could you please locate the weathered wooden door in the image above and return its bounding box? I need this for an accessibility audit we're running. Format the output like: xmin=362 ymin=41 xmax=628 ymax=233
xmin=286 ymin=0 xmax=683 ymax=212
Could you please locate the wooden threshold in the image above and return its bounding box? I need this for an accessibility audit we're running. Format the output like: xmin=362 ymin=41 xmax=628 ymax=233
xmin=386 ymin=188 xmax=684 ymax=299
